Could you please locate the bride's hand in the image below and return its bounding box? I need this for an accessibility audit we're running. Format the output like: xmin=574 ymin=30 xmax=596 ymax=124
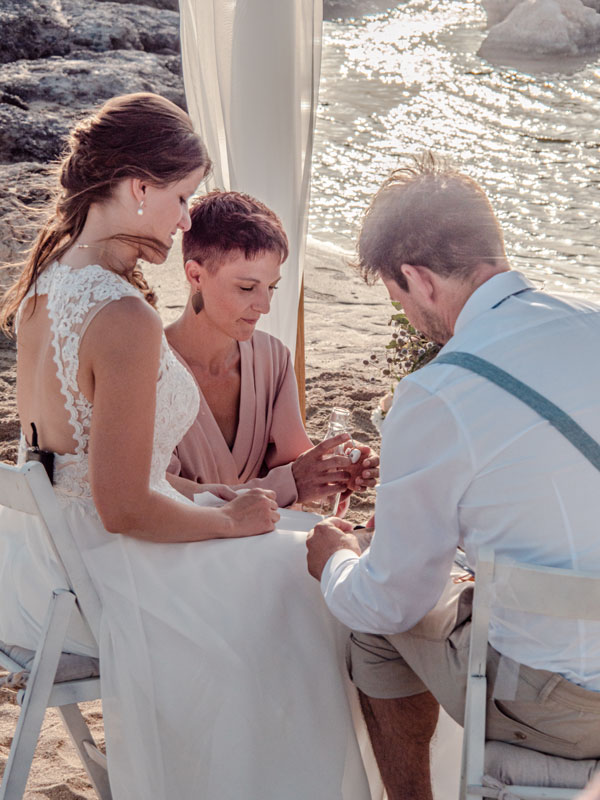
xmin=292 ymin=434 xmax=352 ymax=504
xmin=221 ymin=488 xmax=280 ymax=537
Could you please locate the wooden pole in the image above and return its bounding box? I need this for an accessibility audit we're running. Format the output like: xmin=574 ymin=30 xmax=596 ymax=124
xmin=294 ymin=278 xmax=306 ymax=424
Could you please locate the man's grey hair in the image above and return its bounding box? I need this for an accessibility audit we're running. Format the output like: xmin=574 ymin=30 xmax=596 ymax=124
xmin=356 ymin=152 xmax=508 ymax=291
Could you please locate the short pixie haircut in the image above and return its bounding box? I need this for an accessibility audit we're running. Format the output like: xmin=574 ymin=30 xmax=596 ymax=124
xmin=183 ymin=190 xmax=289 ymax=271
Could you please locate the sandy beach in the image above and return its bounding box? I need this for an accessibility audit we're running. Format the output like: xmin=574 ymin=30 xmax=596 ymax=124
xmin=0 ymin=234 xmax=394 ymax=798
xmin=3 ymin=0 xmax=600 ymax=792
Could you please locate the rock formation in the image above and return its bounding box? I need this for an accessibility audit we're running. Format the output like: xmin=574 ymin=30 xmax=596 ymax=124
xmin=0 ymin=0 xmax=182 ymax=263
xmin=480 ymin=0 xmax=600 ymax=56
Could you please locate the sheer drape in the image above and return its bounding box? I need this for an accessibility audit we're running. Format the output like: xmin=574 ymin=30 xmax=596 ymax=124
xmin=179 ymin=0 xmax=322 ymax=358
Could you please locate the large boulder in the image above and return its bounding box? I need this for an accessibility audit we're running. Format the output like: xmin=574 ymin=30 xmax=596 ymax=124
xmin=0 ymin=0 xmax=70 ymax=64
xmin=1 ymin=0 xmax=181 ymax=64
xmin=483 ymin=0 xmax=600 ymax=26
xmin=481 ymin=0 xmax=524 ymax=26
xmin=0 ymin=51 xmax=184 ymax=109
xmin=0 ymin=51 xmax=185 ymax=163
xmin=480 ymin=0 xmax=600 ymax=56
xmin=0 ymin=162 xmax=55 ymax=264
xmin=0 ymin=105 xmax=70 ymax=163
xmin=61 ymin=0 xmax=180 ymax=54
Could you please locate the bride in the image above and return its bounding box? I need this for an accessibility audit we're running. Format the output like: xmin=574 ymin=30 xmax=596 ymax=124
xmin=0 ymin=94 xmax=372 ymax=799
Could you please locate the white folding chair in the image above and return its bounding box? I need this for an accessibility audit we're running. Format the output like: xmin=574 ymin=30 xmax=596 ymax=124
xmin=461 ymin=547 xmax=600 ymax=800
xmin=0 ymin=461 xmax=111 ymax=800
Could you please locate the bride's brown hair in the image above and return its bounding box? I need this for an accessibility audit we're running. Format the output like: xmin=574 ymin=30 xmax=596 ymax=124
xmin=0 ymin=92 xmax=211 ymax=335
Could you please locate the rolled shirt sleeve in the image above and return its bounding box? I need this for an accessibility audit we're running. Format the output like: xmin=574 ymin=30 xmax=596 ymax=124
xmin=320 ymin=378 xmax=473 ymax=634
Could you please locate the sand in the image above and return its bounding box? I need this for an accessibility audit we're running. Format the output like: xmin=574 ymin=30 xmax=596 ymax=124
xmin=0 ymin=236 xmax=394 ymax=797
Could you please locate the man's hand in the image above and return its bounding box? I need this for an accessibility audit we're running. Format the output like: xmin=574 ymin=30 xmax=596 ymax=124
xmin=306 ymin=517 xmax=361 ymax=581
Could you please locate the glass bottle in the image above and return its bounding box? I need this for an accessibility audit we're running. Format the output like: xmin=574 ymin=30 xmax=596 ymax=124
xmin=321 ymin=407 xmax=350 ymax=516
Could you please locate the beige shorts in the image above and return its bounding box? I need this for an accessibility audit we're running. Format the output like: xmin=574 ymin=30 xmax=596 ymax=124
xmin=347 ymin=571 xmax=600 ymax=759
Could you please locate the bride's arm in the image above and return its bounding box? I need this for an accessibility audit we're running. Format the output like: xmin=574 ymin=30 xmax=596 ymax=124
xmin=81 ymin=297 xmax=278 ymax=542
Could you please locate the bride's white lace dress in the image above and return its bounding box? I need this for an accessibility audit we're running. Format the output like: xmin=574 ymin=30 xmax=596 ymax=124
xmin=0 ymin=263 xmax=372 ymax=800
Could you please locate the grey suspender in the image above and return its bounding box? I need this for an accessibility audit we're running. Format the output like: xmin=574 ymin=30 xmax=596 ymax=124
xmin=433 ymin=351 xmax=600 ymax=472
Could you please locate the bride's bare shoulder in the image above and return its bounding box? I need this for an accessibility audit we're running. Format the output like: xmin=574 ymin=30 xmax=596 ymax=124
xmin=82 ymin=295 xmax=162 ymax=355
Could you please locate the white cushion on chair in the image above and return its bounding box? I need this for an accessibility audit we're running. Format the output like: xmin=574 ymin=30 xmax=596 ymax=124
xmin=484 ymin=740 xmax=599 ymax=790
xmin=0 ymin=640 xmax=99 ymax=690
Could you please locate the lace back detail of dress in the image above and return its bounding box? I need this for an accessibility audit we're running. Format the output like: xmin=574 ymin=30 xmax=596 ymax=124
xmin=17 ymin=263 xmax=199 ymax=503
xmin=17 ymin=264 xmax=143 ymax=500
xmin=17 ymin=263 xmax=198 ymax=500
xmin=30 ymin=265 xmax=141 ymax=451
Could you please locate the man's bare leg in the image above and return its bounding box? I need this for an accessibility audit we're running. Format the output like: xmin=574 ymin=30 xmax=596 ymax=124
xmin=359 ymin=689 xmax=440 ymax=800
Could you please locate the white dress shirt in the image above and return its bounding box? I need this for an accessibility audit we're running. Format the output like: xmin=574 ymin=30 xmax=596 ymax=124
xmin=322 ymin=271 xmax=600 ymax=690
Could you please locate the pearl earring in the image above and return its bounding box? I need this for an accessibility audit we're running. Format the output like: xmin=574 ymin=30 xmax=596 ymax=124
xmin=137 ymin=199 xmax=144 ymax=216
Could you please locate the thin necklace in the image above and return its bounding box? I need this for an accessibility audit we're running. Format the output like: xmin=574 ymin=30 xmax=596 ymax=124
xmin=73 ymin=243 xmax=139 ymax=280
xmin=73 ymin=245 xmax=128 ymax=279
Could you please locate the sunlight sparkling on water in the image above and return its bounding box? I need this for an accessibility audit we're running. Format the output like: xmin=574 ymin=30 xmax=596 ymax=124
xmin=310 ymin=0 xmax=600 ymax=297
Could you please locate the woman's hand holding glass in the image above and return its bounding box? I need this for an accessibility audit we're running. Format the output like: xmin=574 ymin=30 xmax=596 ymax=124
xmin=329 ymin=445 xmax=381 ymax=511
xmin=321 ymin=444 xmax=379 ymax=517
xmin=292 ymin=435 xmax=380 ymax=512
xmin=344 ymin=444 xmax=380 ymax=491
xmin=292 ymin=434 xmax=354 ymax=505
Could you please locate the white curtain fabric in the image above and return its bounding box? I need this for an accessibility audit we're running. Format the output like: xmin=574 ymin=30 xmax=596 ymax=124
xmin=179 ymin=6 xmax=463 ymax=798
xmin=179 ymin=0 xmax=323 ymax=358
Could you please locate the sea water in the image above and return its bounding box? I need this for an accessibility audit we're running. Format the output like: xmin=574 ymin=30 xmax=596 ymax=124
xmin=309 ymin=0 xmax=600 ymax=298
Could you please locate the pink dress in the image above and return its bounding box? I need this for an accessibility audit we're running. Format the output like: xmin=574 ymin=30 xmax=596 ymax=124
xmin=168 ymin=330 xmax=312 ymax=506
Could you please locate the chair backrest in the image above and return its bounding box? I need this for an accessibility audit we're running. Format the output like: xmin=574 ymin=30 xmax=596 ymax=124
xmin=0 ymin=461 xmax=103 ymax=642
xmin=468 ymin=548 xmax=600 ymax=677
xmin=462 ymin=549 xmax=600 ymax=799
xmin=490 ymin=556 xmax=600 ymax=620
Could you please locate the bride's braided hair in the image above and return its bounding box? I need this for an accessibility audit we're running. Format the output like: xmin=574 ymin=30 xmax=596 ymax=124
xmin=0 ymin=92 xmax=210 ymax=334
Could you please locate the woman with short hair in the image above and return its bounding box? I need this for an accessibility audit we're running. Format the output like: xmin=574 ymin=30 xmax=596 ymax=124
xmin=166 ymin=190 xmax=378 ymax=509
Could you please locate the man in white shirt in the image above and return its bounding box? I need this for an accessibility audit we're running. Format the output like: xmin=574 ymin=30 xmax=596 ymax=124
xmin=306 ymin=154 xmax=600 ymax=800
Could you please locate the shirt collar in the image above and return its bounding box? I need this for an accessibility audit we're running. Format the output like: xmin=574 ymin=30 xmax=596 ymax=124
xmin=453 ymin=271 xmax=535 ymax=335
